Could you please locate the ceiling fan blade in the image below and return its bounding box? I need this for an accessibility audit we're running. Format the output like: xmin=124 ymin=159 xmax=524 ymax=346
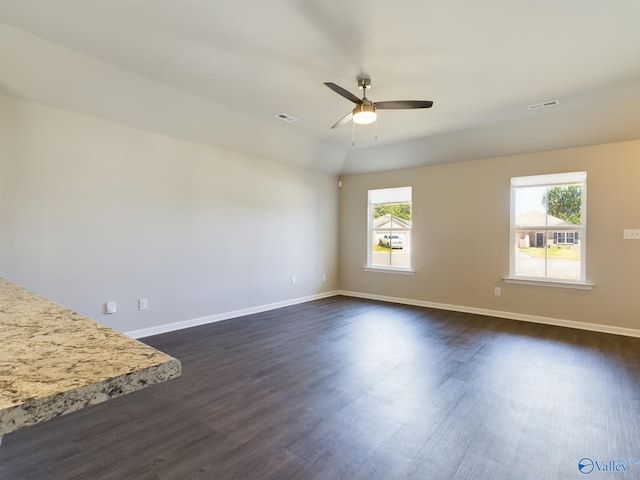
xmin=374 ymin=100 xmax=434 ymax=109
xmin=331 ymin=111 xmax=353 ymax=129
xmin=324 ymin=82 xmax=362 ymax=104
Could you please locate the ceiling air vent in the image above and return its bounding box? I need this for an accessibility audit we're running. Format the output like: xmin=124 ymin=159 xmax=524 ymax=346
xmin=528 ymin=100 xmax=560 ymax=111
xmin=275 ymin=113 xmax=298 ymax=123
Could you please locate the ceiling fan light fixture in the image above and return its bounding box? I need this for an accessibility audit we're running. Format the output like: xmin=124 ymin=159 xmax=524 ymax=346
xmin=352 ymin=104 xmax=377 ymax=125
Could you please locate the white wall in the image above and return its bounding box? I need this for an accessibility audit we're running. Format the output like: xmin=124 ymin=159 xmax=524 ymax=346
xmin=0 ymin=94 xmax=339 ymax=332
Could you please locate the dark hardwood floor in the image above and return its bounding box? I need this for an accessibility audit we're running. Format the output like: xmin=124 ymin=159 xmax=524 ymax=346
xmin=2 ymin=296 xmax=640 ymax=479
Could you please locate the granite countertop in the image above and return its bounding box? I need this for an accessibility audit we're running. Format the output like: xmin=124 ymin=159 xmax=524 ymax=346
xmin=0 ymin=278 xmax=181 ymax=439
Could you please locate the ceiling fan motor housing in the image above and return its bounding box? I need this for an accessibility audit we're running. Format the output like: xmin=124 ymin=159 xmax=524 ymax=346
xmin=357 ymin=77 xmax=371 ymax=90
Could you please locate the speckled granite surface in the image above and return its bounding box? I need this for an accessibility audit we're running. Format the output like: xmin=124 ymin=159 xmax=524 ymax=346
xmin=0 ymin=278 xmax=181 ymax=438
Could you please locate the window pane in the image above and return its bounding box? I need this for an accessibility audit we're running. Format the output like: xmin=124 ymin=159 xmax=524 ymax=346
xmin=547 ymin=242 xmax=581 ymax=280
xmin=371 ymin=231 xmax=410 ymax=268
xmin=515 ymin=186 xmax=547 ymax=227
xmin=546 ymin=185 xmax=582 ymax=226
xmin=515 ymin=230 xmax=546 ymax=277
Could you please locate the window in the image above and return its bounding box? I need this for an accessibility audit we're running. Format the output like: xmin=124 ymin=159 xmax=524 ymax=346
xmin=509 ymin=172 xmax=587 ymax=285
xmin=555 ymin=232 xmax=578 ymax=245
xmin=367 ymin=187 xmax=412 ymax=271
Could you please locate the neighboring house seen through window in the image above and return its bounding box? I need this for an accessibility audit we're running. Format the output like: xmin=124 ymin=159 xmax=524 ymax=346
xmin=509 ymin=172 xmax=587 ymax=283
xmin=368 ymin=187 xmax=412 ymax=270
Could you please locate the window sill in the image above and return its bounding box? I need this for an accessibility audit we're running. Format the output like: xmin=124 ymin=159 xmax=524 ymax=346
xmin=364 ymin=266 xmax=416 ymax=275
xmin=503 ymin=276 xmax=593 ymax=290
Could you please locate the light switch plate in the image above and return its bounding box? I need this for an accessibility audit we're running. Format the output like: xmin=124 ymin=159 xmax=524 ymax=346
xmin=623 ymin=229 xmax=640 ymax=240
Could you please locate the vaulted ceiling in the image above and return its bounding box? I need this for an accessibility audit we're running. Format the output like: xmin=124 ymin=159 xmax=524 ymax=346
xmin=1 ymin=0 xmax=639 ymax=175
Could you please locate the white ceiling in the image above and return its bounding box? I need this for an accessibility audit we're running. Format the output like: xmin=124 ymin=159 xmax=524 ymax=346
xmin=1 ymin=0 xmax=640 ymax=175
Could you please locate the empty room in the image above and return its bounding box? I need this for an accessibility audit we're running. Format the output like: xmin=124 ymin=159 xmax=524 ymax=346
xmin=1 ymin=1 xmax=640 ymax=479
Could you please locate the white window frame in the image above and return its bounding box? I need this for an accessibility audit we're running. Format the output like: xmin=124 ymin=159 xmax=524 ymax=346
xmin=505 ymin=171 xmax=592 ymax=289
xmin=366 ymin=186 xmax=414 ymax=274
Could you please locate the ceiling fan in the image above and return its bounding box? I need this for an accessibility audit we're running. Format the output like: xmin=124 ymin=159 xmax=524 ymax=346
xmin=324 ymin=76 xmax=433 ymax=129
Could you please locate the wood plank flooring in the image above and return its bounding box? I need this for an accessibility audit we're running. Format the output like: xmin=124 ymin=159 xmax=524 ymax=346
xmin=2 ymin=296 xmax=640 ymax=479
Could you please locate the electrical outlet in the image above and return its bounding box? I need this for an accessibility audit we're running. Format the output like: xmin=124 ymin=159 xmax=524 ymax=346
xmin=322 ymin=274 xmax=326 ymax=282
xmin=494 ymin=287 xmax=501 ymax=296
xmin=106 ymin=301 xmax=117 ymax=314
xmin=139 ymin=298 xmax=148 ymax=311
xmin=291 ymin=275 xmax=298 ymax=284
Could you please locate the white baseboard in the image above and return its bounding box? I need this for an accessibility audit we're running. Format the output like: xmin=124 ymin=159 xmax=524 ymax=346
xmin=126 ymin=288 xmax=640 ymax=340
xmin=125 ymin=290 xmax=339 ymax=339
xmin=338 ymin=290 xmax=640 ymax=338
